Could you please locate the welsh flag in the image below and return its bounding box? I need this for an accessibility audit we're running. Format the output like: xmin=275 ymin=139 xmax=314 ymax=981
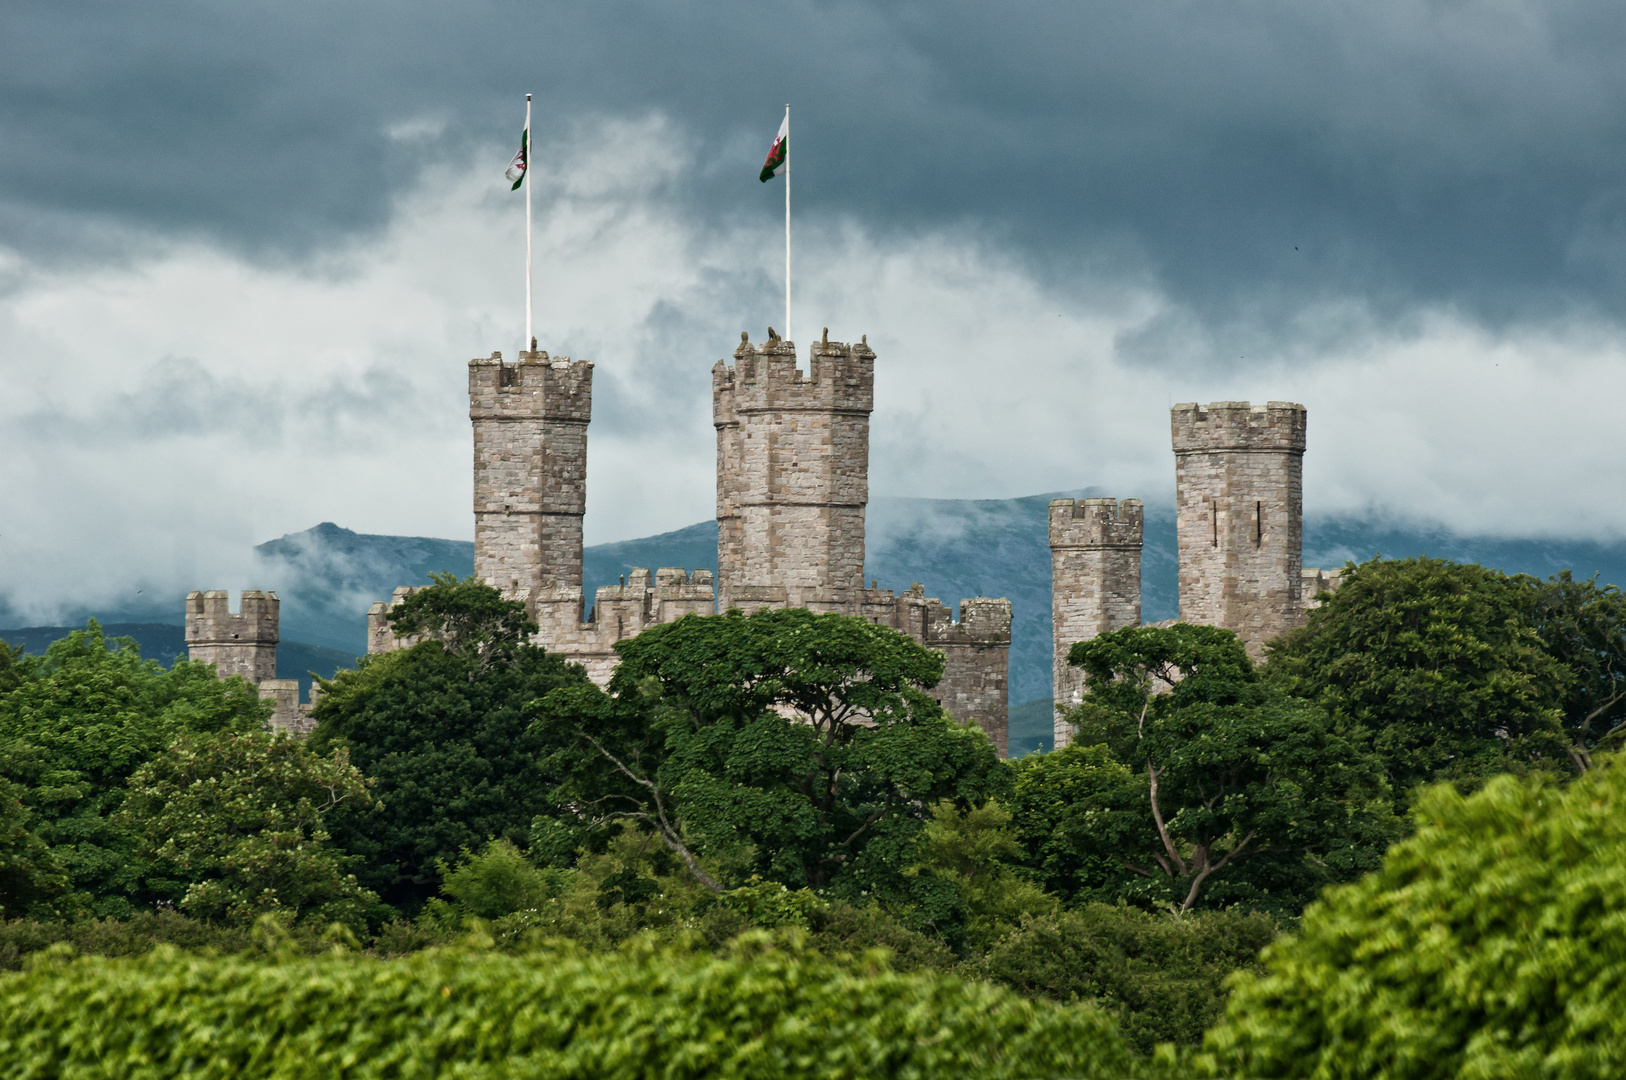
xmin=759 ymin=114 xmax=787 ymax=182
xmin=506 ymin=129 xmax=528 ymax=190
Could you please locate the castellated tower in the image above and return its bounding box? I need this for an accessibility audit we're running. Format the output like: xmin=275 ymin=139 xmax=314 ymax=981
xmin=184 ymin=589 xmax=315 ymax=734
xmin=469 ymin=349 xmax=592 ymax=628
xmin=1049 ymin=498 xmax=1143 ymax=748
xmin=1172 ymin=401 xmax=1307 ymax=658
xmin=185 ymin=589 xmax=279 ymax=683
xmin=713 ymin=329 xmax=874 ymax=612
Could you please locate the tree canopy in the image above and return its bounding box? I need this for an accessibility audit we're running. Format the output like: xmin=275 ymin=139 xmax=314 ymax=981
xmin=309 ymin=582 xmax=587 ymax=913
xmin=119 ymin=729 xmax=379 ymax=930
xmin=532 ymin=608 xmax=1008 ymax=902
xmin=1267 ymin=556 xmax=1569 ymax=798
xmin=1060 ymin=623 xmax=1395 ymax=913
xmin=0 ymin=622 xmax=270 ymax=916
xmin=1203 ymin=759 xmax=1626 ymax=1079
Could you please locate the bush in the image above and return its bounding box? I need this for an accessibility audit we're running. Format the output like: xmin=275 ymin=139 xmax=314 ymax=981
xmin=1203 ymin=757 xmax=1626 ymax=1078
xmin=0 ymin=935 xmax=1135 ymax=1078
xmin=970 ymin=903 xmax=1277 ymax=1055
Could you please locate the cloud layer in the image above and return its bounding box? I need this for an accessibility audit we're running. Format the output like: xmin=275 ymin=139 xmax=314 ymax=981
xmin=2 ymin=109 xmax=1624 ymax=622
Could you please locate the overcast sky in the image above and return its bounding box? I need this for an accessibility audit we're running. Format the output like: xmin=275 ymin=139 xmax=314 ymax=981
xmin=3 ymin=0 xmax=1626 ymax=620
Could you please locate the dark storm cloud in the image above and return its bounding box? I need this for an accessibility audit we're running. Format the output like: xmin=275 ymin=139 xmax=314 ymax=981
xmin=6 ymin=0 xmax=1626 ymax=337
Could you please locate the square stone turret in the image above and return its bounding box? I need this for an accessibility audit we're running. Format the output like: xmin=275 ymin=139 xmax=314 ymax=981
xmin=185 ymin=589 xmax=280 ymax=683
xmin=469 ymin=349 xmax=593 ymax=615
xmin=714 ymin=328 xmax=875 ymax=612
xmin=1050 ymin=497 xmax=1143 ymax=747
xmin=1171 ymin=401 xmax=1307 ymax=657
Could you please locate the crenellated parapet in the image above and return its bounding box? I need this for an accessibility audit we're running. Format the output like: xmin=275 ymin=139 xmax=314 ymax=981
xmin=366 ymin=586 xmax=424 ymax=654
xmin=185 ymin=589 xmax=280 ymax=684
xmin=469 ymin=349 xmax=593 ymax=425
xmin=1049 ymin=498 xmax=1144 ymax=746
xmin=1171 ymin=401 xmax=1307 ymax=455
xmin=538 ymin=567 xmax=716 ymax=686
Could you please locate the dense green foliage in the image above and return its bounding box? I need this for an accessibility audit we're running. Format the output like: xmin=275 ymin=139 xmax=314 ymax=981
xmin=0 ymin=935 xmax=1135 ymax=1080
xmin=534 ymin=607 xmax=1008 ymax=905
xmin=0 ymin=623 xmax=270 ymax=915
xmin=1268 ymin=557 xmax=1570 ymax=797
xmin=971 ymin=904 xmax=1276 ymax=1056
xmin=119 ymin=730 xmax=379 ymax=928
xmin=1059 ymin=623 xmax=1396 ymax=913
xmin=1523 ymin=570 xmax=1626 ymax=771
xmin=12 ymin=556 xmax=1626 ymax=1071
xmin=309 ymin=587 xmax=588 ymax=910
xmin=1202 ymin=759 xmax=1626 ymax=1079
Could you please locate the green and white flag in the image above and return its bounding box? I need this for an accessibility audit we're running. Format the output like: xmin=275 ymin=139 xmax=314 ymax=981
xmin=759 ymin=113 xmax=787 ymax=182
xmin=506 ymin=128 xmax=528 ymax=190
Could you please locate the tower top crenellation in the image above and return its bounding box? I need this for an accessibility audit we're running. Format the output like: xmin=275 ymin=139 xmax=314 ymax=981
xmin=1171 ymin=400 xmax=1306 ymax=454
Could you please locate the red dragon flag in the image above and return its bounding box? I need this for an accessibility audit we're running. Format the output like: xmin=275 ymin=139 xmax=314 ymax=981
xmin=759 ymin=113 xmax=788 ymax=182
xmin=506 ymin=127 xmax=528 ymax=190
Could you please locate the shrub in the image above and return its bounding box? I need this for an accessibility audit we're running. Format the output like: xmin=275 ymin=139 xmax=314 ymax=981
xmin=1203 ymin=757 xmax=1626 ymax=1078
xmin=0 ymin=935 xmax=1135 ymax=1078
xmin=970 ymin=903 xmax=1277 ymax=1054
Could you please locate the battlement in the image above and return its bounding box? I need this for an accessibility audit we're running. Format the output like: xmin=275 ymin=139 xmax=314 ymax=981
xmin=469 ymin=350 xmax=593 ymax=422
xmin=1171 ymin=401 xmax=1306 ymax=454
xmin=1049 ymin=498 xmax=1145 ymax=549
xmin=259 ymin=679 xmax=319 ymax=736
xmin=920 ymin=596 xmax=1014 ymax=647
xmin=184 ymin=589 xmax=280 ymax=645
xmin=1302 ymin=566 xmax=1344 ymax=608
xmin=367 ymin=586 xmax=424 ymax=654
xmin=712 ymin=328 xmax=874 ymax=417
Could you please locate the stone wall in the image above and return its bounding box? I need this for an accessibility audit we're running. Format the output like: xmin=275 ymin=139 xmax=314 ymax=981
xmin=1049 ymin=497 xmax=1143 ymax=748
xmin=1172 ymin=401 xmax=1307 ymax=658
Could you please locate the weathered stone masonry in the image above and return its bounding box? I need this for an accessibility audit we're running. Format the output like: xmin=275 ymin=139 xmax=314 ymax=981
xmin=183 ymin=589 xmax=315 ymax=734
xmin=1049 ymin=498 xmax=1143 ymax=749
xmin=1172 ymin=401 xmax=1307 ymax=660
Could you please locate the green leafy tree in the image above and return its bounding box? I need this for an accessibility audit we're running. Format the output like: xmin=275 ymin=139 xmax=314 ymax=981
xmin=0 ymin=774 xmax=66 ymax=918
xmin=1007 ymin=741 xmax=1145 ymax=902
xmin=119 ymin=730 xmax=379 ymax=929
xmin=1062 ymin=623 xmax=1395 ymax=913
xmin=1268 ymin=556 xmax=1569 ymax=798
xmin=0 ymin=639 xmax=22 ymax=696
xmin=1203 ymin=759 xmax=1626 ymax=1079
xmin=1523 ymin=570 xmax=1626 ymax=773
xmin=309 ymin=580 xmax=588 ymax=912
xmin=906 ymin=799 xmax=1055 ymax=950
xmin=0 ymin=622 xmax=271 ymax=915
xmin=386 ymin=571 xmax=539 ymax=662
xmin=533 ymin=608 xmax=1009 ymax=903
xmin=970 ymin=903 xmax=1277 ymax=1055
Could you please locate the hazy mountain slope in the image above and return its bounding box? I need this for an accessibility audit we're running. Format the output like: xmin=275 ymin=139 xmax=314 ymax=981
xmin=9 ymin=498 xmax=1626 ymax=751
xmin=0 ymin=623 xmax=355 ymax=697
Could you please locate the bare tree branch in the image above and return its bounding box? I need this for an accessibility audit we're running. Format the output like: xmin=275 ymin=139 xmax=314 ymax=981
xmin=576 ymin=731 xmax=723 ymax=894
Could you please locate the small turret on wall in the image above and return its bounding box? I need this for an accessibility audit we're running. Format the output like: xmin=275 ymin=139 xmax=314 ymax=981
xmin=184 ymin=589 xmax=315 ymax=735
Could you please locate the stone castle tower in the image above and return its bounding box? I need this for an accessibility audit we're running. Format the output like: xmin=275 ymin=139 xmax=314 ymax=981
xmin=714 ymin=329 xmax=873 ymax=611
xmin=714 ymin=330 xmax=1012 ymax=755
xmin=362 ymin=330 xmax=1012 ymax=753
xmin=1172 ymin=401 xmax=1307 ymax=658
xmin=1048 ymin=497 xmax=1143 ymax=748
xmin=469 ymin=349 xmax=592 ymax=621
xmin=183 ymin=589 xmax=314 ymax=734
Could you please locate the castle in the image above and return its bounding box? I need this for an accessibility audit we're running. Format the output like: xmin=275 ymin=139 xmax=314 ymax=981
xmin=186 ymin=336 xmax=1339 ymax=756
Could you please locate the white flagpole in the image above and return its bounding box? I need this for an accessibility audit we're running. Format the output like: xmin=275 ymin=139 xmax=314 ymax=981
xmin=524 ymin=94 xmax=533 ymax=355
xmin=783 ymin=103 xmax=790 ymax=348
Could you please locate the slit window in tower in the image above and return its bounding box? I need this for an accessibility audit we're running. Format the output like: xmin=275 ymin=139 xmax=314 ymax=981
xmin=1255 ymin=501 xmax=1263 ymax=545
xmin=1211 ymin=504 xmax=1218 ymax=547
